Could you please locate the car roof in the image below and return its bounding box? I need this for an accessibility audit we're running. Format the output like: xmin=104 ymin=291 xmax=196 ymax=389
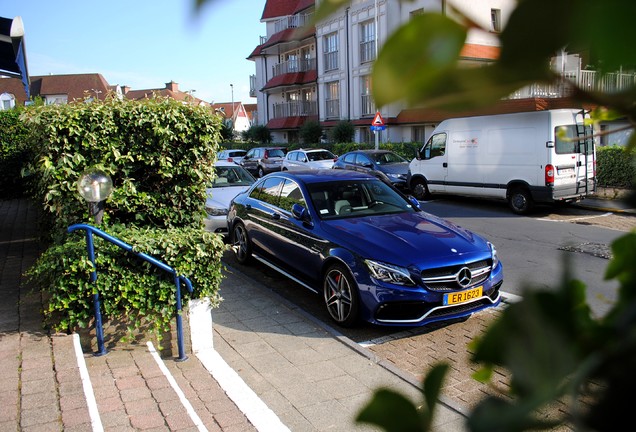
xmin=215 ymin=160 xmax=244 ymax=167
xmin=265 ymin=169 xmax=376 ymax=184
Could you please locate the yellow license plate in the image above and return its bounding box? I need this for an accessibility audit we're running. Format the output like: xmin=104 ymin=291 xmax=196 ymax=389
xmin=443 ymin=286 xmax=483 ymax=305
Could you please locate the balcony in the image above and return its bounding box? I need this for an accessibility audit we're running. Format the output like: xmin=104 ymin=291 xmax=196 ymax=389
xmin=272 ymin=100 xmax=317 ymax=119
xmin=508 ymin=69 xmax=636 ymax=99
xmin=272 ymin=58 xmax=317 ymax=78
xmin=274 ymin=13 xmax=313 ymax=33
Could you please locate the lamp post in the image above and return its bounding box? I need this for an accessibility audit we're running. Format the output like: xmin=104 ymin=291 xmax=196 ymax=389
xmin=76 ymin=168 xmax=113 ymax=356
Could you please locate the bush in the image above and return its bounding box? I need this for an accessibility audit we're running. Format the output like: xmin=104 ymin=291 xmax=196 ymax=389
xmin=22 ymin=96 xmax=226 ymax=341
xmin=330 ymin=120 xmax=355 ymax=143
xmin=0 ymin=107 xmax=31 ymax=199
xmin=244 ymin=124 xmax=272 ymax=144
xmin=596 ymin=145 xmax=636 ymax=188
xmin=299 ymin=120 xmax=323 ymax=144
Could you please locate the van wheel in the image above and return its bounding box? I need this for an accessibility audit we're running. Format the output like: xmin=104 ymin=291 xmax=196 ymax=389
xmin=508 ymin=188 xmax=533 ymax=214
xmin=411 ymin=178 xmax=430 ymax=201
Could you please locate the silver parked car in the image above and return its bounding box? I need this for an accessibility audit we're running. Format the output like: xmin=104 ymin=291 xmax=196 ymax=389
xmin=204 ymin=161 xmax=256 ymax=236
xmin=217 ymin=149 xmax=247 ymax=165
xmin=282 ymin=148 xmax=337 ymax=171
xmin=240 ymin=147 xmax=286 ymax=177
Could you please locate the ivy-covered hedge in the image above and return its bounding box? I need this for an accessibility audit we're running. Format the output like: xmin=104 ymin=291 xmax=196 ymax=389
xmin=0 ymin=107 xmax=31 ymax=199
xmin=22 ymin=96 xmax=226 ymax=339
xmin=596 ymin=145 xmax=636 ymax=188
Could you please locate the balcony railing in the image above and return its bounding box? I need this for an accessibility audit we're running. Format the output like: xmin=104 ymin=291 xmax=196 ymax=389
xmin=361 ymin=94 xmax=375 ymax=116
xmin=272 ymin=57 xmax=316 ymax=77
xmin=274 ymin=13 xmax=313 ymax=33
xmin=324 ymin=51 xmax=338 ymax=71
xmin=272 ymin=100 xmax=317 ymax=118
xmin=360 ymin=40 xmax=376 ymax=64
xmin=508 ymin=69 xmax=636 ymax=99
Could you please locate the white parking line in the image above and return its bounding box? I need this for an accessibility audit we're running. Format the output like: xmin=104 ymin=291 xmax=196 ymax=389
xmin=72 ymin=333 xmax=104 ymax=432
xmin=146 ymin=342 xmax=208 ymax=431
xmin=195 ymin=348 xmax=291 ymax=432
xmin=537 ymin=212 xmax=613 ymax=223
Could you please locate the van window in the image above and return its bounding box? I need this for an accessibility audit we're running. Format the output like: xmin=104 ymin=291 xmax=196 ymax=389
xmin=422 ymin=133 xmax=447 ymax=159
xmin=555 ymin=125 xmax=594 ymax=155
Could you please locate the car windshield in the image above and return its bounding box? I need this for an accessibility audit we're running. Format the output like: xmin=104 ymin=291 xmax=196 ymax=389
xmin=307 ymin=150 xmax=335 ymax=161
xmin=307 ymin=179 xmax=416 ymax=219
xmin=266 ymin=149 xmax=286 ymax=158
xmin=213 ymin=166 xmax=255 ymax=187
xmin=371 ymin=152 xmax=407 ymax=165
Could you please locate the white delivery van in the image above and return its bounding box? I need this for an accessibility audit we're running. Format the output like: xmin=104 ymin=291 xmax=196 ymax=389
xmin=407 ymin=109 xmax=596 ymax=214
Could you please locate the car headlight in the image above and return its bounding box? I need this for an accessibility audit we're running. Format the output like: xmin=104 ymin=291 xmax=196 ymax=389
xmin=206 ymin=206 xmax=228 ymax=217
xmin=488 ymin=242 xmax=499 ymax=269
xmin=386 ymin=173 xmax=406 ymax=180
xmin=365 ymin=260 xmax=415 ymax=286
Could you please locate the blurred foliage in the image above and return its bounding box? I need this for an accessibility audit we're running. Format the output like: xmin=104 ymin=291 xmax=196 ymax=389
xmin=0 ymin=106 xmax=34 ymax=199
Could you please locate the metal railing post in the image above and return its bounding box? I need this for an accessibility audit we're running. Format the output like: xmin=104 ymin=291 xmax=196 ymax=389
xmin=84 ymin=229 xmax=107 ymax=356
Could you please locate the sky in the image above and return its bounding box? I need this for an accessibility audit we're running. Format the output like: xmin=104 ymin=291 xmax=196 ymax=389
xmin=1 ymin=0 xmax=266 ymax=105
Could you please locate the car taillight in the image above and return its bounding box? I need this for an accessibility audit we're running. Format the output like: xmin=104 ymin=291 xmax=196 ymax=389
xmin=264 ymin=150 xmax=269 ymax=159
xmin=545 ymin=164 xmax=554 ymax=186
xmin=227 ymin=157 xmax=234 ymax=162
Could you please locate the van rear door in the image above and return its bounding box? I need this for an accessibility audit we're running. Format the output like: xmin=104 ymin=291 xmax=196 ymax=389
xmin=551 ymin=121 xmax=596 ymax=199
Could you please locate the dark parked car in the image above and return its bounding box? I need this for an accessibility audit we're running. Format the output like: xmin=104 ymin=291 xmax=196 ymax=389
xmin=240 ymin=147 xmax=286 ymax=177
xmin=227 ymin=170 xmax=503 ymax=328
xmin=332 ymin=149 xmax=410 ymax=190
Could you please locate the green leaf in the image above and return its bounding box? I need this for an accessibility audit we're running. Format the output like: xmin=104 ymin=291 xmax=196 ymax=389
xmin=356 ymin=388 xmax=423 ymax=432
xmin=372 ymin=14 xmax=466 ymax=108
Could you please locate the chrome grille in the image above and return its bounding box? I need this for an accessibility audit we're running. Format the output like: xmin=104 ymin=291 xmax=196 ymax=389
xmin=421 ymin=260 xmax=492 ymax=292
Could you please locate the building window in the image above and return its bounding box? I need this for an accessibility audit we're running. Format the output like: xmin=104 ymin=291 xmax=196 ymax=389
xmin=359 ymin=20 xmax=376 ymax=64
xmin=410 ymin=8 xmax=424 ymax=18
xmin=323 ymin=32 xmax=339 ymax=71
xmin=413 ymin=126 xmax=426 ymax=143
xmin=360 ymin=76 xmax=374 ymax=116
xmin=491 ymin=9 xmax=502 ymax=32
xmin=325 ymin=81 xmax=339 ymax=118
xmin=0 ymin=92 xmax=15 ymax=110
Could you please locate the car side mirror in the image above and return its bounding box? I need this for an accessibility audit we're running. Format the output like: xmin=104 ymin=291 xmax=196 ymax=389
xmin=292 ymin=203 xmax=312 ymax=224
xmin=408 ymin=196 xmax=421 ymax=210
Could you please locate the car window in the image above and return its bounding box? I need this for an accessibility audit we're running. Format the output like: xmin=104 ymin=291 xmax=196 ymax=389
xmin=279 ymin=179 xmax=306 ymax=212
xmin=355 ymin=154 xmax=372 ymax=166
xmin=307 ymin=150 xmax=335 ymax=161
xmin=342 ymin=153 xmax=356 ymax=163
xmin=213 ymin=166 xmax=255 ymax=187
xmin=267 ymin=148 xmax=285 ymax=158
xmin=375 ymin=152 xmax=406 ymax=164
xmin=250 ymin=177 xmax=284 ymax=206
xmin=307 ymin=179 xmax=415 ymax=219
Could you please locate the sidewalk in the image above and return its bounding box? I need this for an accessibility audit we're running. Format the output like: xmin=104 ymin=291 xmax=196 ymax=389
xmin=0 ymin=198 xmax=469 ymax=431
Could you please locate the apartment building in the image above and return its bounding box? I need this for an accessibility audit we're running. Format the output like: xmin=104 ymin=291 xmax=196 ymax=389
xmin=249 ymin=0 xmax=636 ymax=146
xmin=249 ymin=0 xmax=514 ymax=144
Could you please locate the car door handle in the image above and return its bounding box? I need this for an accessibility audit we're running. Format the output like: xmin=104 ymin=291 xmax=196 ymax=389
xmin=443 ymin=162 xmax=448 ymax=168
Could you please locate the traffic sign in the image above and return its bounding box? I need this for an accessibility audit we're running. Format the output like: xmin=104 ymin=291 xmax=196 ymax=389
xmin=370 ymin=125 xmax=386 ymax=131
xmin=372 ymin=111 xmax=385 ymax=126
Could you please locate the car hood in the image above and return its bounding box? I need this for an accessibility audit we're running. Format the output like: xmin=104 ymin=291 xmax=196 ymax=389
xmin=378 ymin=162 xmax=409 ymax=175
xmin=321 ymin=211 xmax=489 ymax=267
xmin=206 ymin=186 xmax=251 ymax=208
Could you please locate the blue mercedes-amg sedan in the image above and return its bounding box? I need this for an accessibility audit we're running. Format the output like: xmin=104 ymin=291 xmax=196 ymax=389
xmin=227 ymin=169 xmax=503 ymax=327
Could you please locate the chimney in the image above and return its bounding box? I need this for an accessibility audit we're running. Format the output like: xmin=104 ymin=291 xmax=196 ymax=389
xmin=122 ymin=85 xmax=131 ymax=94
xmin=166 ymin=81 xmax=179 ymax=92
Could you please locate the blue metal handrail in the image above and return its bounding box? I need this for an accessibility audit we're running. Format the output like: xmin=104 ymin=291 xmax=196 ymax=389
xmin=68 ymin=223 xmax=193 ymax=361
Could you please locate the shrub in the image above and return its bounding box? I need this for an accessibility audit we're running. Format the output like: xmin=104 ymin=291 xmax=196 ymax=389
xmin=244 ymin=124 xmax=272 ymax=144
xmin=596 ymin=145 xmax=636 ymax=188
xmin=0 ymin=107 xmax=31 ymax=199
xmin=299 ymin=120 xmax=323 ymax=144
xmin=22 ymin=96 xmax=226 ymax=341
xmin=330 ymin=120 xmax=355 ymax=143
